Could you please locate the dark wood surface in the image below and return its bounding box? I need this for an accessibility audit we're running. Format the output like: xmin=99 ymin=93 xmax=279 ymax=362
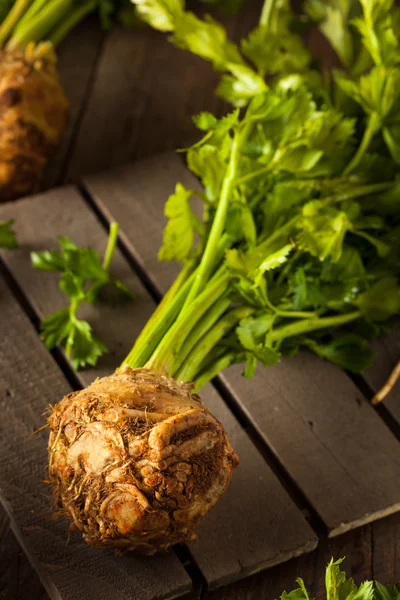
xmin=0 ymin=1 xmax=399 ymax=598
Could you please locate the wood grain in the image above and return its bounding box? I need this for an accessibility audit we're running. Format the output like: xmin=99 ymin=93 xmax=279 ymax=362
xmin=0 ymin=187 xmax=318 ymax=589
xmin=0 ymin=274 xmax=192 ymax=600
xmin=84 ymin=153 xmax=400 ymax=536
xmin=43 ymin=17 xmax=105 ymax=190
xmin=204 ymin=524 xmax=373 ymax=600
xmin=372 ymin=513 xmax=400 ymax=584
xmin=64 ymin=3 xmax=259 ymax=183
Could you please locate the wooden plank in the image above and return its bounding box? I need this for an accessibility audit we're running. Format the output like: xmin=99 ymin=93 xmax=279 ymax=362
xmin=372 ymin=512 xmax=400 ymax=584
xmin=83 ymin=154 xmax=400 ymax=536
xmin=363 ymin=325 xmax=400 ymax=426
xmin=0 ymin=505 xmax=20 ymax=600
xmin=43 ymin=16 xmax=105 ymax=189
xmin=204 ymin=524 xmax=373 ymax=600
xmin=0 ymin=505 xmax=49 ymax=600
xmin=0 ymin=274 xmax=193 ymax=600
xmin=0 ymin=187 xmax=317 ymax=588
xmin=64 ymin=1 xmax=259 ymax=183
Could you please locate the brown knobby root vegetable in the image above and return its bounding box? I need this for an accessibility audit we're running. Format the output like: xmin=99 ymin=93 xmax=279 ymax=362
xmin=0 ymin=43 xmax=68 ymax=202
xmin=48 ymin=367 xmax=239 ymax=554
xmin=0 ymin=0 xmax=137 ymax=202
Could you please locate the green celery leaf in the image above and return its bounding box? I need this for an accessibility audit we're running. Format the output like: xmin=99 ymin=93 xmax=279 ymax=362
xmin=64 ymin=247 xmax=108 ymax=281
xmin=172 ymin=12 xmax=244 ymax=68
xmin=59 ymin=273 xmax=86 ymax=301
xmin=31 ymin=249 xmax=66 ymax=272
xmin=236 ymin=313 xmax=280 ymax=368
xmin=326 ymin=558 xmax=357 ymax=600
xmin=254 ymin=244 xmax=293 ymax=283
xmin=241 ymin=26 xmax=310 ymax=76
xmin=187 ymin=144 xmax=227 ymax=202
xmin=158 ymin=183 xmax=197 ymax=262
xmin=334 ymin=67 xmax=400 ymax=119
xmin=321 ymin=246 xmax=365 ymax=283
xmin=58 ymin=236 xmax=78 ymax=252
xmin=68 ymin=319 xmax=108 ymax=370
xmin=304 ymin=0 xmax=357 ymax=67
xmin=192 ymin=109 xmax=239 ymax=135
xmin=263 ymin=180 xmax=317 ymax=234
xmin=308 ymin=334 xmax=374 ymax=372
xmin=304 ymin=110 xmax=356 ymax=157
xmin=40 ymin=308 xmax=72 ymax=350
xmin=383 ymin=123 xmax=400 ymax=163
xmin=133 ymin=0 xmax=183 ymax=31
xmin=374 ymin=582 xmax=400 ymax=600
xmin=353 ymin=0 xmax=399 ymax=67
xmin=281 ymin=577 xmax=312 ymax=599
xmin=225 ymin=203 xmax=257 ymax=245
xmin=355 ymin=277 xmax=400 ymax=320
xmin=192 ymin=112 xmax=218 ymax=131
xmin=273 ymin=145 xmax=324 ymax=173
xmin=292 ymin=266 xmax=327 ymax=310
xmin=216 ymin=63 xmax=267 ymax=106
xmin=297 ymin=201 xmax=352 ymax=262
xmin=0 ymin=220 xmax=18 ymax=249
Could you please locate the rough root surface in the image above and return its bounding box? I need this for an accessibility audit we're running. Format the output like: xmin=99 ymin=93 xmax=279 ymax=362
xmin=48 ymin=367 xmax=239 ymax=554
xmin=0 ymin=43 xmax=68 ymax=202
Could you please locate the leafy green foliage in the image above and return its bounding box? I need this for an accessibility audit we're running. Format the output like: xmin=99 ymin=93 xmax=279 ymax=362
xmin=127 ymin=0 xmax=400 ymax=388
xmin=31 ymin=224 xmax=133 ymax=370
xmin=0 ymin=220 xmax=18 ymax=249
xmin=305 ymin=0 xmax=359 ymax=67
xmin=0 ymin=0 xmax=13 ymax=25
xmin=158 ymin=184 xmax=200 ymax=262
xmin=306 ymin=334 xmax=374 ymax=372
xmin=280 ymin=557 xmax=397 ymax=600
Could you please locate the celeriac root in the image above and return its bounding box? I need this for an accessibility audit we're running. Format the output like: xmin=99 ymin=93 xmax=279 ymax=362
xmin=48 ymin=366 xmax=239 ymax=554
xmin=0 ymin=42 xmax=68 ymax=202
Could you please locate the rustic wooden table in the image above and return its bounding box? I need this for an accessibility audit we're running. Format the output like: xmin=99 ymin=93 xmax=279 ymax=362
xmin=1 ymin=2 xmax=400 ymax=599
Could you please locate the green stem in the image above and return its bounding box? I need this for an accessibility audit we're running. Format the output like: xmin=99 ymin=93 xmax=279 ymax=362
xmin=343 ymin=113 xmax=381 ymax=176
xmin=171 ymin=295 xmax=231 ymax=375
xmin=49 ymin=0 xmax=96 ymax=47
xmin=122 ymin=233 xmax=231 ymax=369
xmin=259 ymin=0 xmax=277 ymax=28
xmin=7 ymin=0 xmax=71 ymax=48
xmin=268 ymin=311 xmax=361 ymax=343
xmin=145 ymin=269 xmax=231 ymax=376
xmin=0 ymin=0 xmax=32 ymax=45
xmin=123 ymin=269 xmax=197 ymax=369
xmin=320 ymin=181 xmax=393 ymax=205
xmin=102 ymin=222 xmax=119 ymax=271
xmin=234 ymin=164 xmax=271 ymax=188
xmin=65 ymin=297 xmax=80 ymax=358
xmin=193 ymin=352 xmax=236 ymax=392
xmin=248 ymin=216 xmax=299 ymax=270
xmin=11 ymin=0 xmax=48 ymax=36
xmin=182 ymin=127 xmax=245 ymax=310
xmin=175 ymin=306 xmax=252 ymax=382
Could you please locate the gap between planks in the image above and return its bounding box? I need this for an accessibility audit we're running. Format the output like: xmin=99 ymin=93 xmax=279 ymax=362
xmin=82 ymin=152 xmax=400 ymax=538
xmin=0 ymin=187 xmax=317 ymax=591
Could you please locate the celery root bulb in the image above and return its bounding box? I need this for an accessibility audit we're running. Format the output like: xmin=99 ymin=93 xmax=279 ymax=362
xmin=48 ymin=367 xmax=239 ymax=554
xmin=0 ymin=43 xmax=68 ymax=202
